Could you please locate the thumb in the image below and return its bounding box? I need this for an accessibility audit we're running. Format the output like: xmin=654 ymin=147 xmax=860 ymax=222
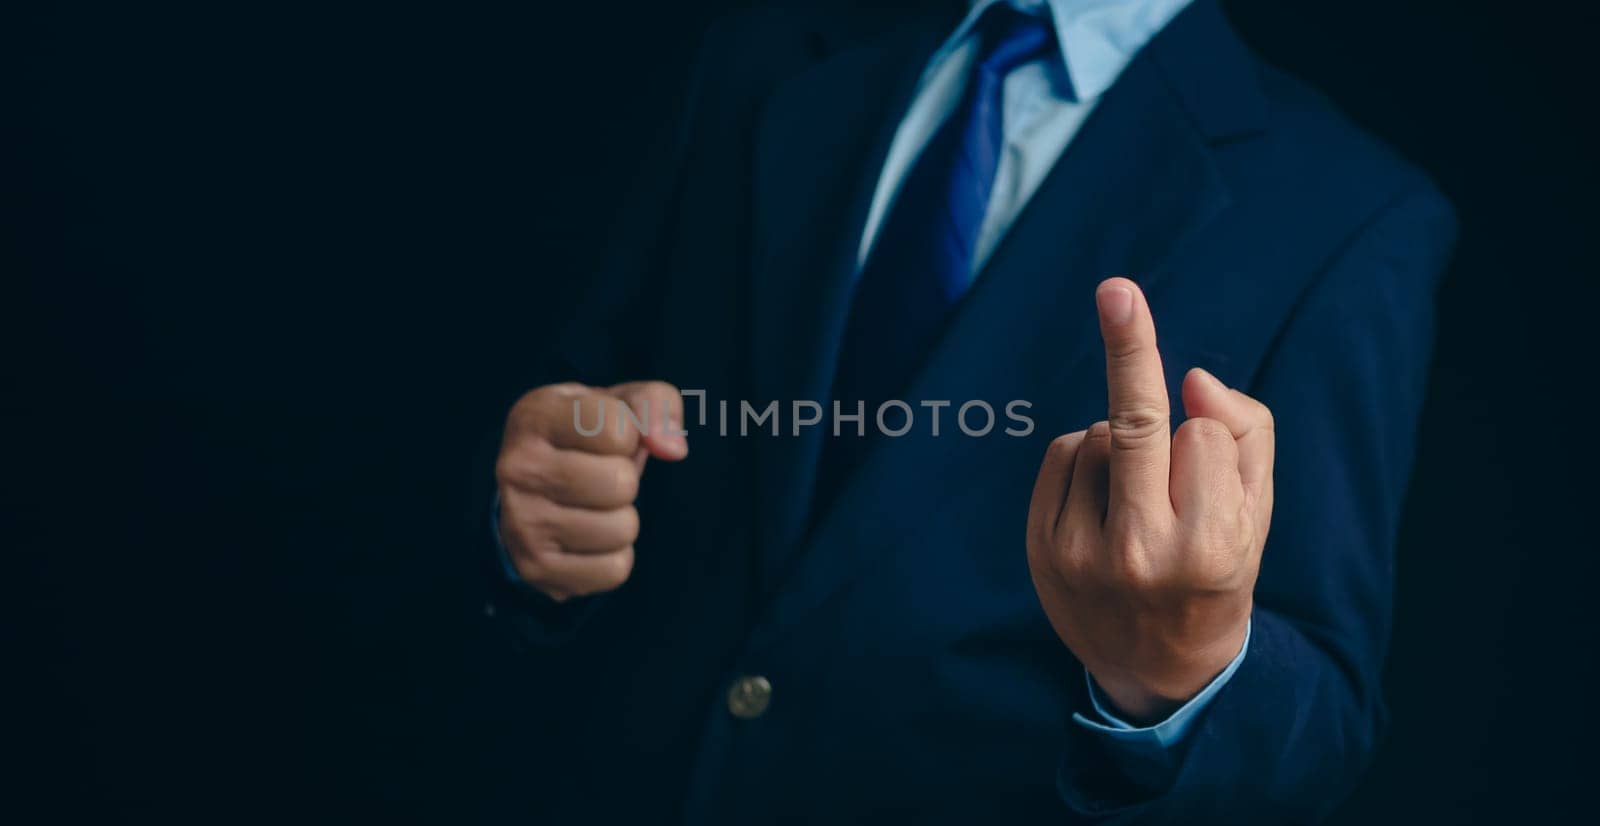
xmin=610 ymin=380 xmax=689 ymax=462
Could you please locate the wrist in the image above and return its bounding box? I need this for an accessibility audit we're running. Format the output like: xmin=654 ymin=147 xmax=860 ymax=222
xmin=1091 ymin=675 xmax=1193 ymax=725
xmin=1089 ymin=620 xmax=1249 ymax=725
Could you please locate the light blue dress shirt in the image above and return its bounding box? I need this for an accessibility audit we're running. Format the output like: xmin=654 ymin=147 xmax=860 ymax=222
xmin=857 ymin=0 xmax=1248 ymax=749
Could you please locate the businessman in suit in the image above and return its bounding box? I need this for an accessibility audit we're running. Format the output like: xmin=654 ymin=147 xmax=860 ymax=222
xmin=482 ymin=0 xmax=1456 ymax=821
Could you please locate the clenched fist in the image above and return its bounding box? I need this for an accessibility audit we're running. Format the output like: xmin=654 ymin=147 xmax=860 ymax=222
xmin=496 ymin=381 xmax=687 ymax=602
xmin=1027 ymin=278 xmax=1274 ymax=723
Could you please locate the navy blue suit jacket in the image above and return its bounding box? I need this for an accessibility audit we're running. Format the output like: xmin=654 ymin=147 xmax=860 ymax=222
xmin=483 ymin=1 xmax=1457 ymax=822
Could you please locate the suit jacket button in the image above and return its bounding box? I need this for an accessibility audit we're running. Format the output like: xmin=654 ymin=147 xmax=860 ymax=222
xmin=727 ymin=675 xmax=772 ymax=719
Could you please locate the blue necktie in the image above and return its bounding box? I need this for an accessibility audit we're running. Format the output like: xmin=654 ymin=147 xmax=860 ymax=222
xmin=817 ymin=5 xmax=1060 ymax=494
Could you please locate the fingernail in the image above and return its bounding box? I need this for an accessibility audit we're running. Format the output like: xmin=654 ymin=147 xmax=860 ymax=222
xmin=1099 ymin=285 xmax=1134 ymax=325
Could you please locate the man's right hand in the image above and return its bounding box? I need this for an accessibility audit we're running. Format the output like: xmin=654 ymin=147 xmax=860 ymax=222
xmin=495 ymin=381 xmax=688 ymax=602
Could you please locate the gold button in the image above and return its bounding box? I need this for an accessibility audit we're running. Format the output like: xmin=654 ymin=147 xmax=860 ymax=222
xmin=727 ymin=675 xmax=772 ymax=719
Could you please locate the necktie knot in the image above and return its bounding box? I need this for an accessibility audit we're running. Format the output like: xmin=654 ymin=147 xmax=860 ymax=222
xmin=975 ymin=4 xmax=1058 ymax=78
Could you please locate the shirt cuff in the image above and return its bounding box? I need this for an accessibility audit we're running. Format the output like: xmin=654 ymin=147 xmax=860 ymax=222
xmin=1070 ymin=619 xmax=1251 ymax=751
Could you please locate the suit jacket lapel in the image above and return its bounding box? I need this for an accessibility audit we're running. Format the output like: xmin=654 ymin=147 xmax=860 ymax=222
xmin=745 ymin=11 xmax=957 ymax=588
xmin=747 ymin=0 xmax=1266 ymax=652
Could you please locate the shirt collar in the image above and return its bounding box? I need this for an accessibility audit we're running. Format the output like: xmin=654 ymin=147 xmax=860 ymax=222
xmin=940 ymin=0 xmax=1195 ymax=102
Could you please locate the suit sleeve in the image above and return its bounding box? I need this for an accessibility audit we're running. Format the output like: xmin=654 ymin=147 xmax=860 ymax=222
xmin=1056 ymin=186 xmax=1459 ymax=822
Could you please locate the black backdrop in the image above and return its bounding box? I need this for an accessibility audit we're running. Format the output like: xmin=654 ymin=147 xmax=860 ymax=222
xmin=6 ymin=1 xmax=1597 ymax=822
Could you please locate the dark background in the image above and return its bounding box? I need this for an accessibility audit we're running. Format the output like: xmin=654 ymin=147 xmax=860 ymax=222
xmin=5 ymin=1 xmax=1596 ymax=822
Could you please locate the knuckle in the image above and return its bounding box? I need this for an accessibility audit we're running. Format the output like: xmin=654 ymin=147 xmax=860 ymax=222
xmin=1060 ymin=519 xmax=1100 ymax=552
xmin=1237 ymin=392 xmax=1275 ymax=432
xmin=1054 ymin=549 xmax=1089 ymax=582
xmin=1054 ymin=531 xmax=1096 ymax=578
xmin=542 ymin=381 xmax=586 ymax=398
xmin=1105 ymin=338 xmax=1147 ymax=362
xmin=1026 ymin=523 xmax=1052 ymax=561
xmin=515 ymin=383 xmax=569 ymax=417
xmin=618 ymin=506 xmax=641 ymax=546
xmin=538 ymin=435 xmax=570 ymax=476
xmin=1186 ymin=512 xmax=1230 ymax=548
xmin=1102 ymin=520 xmax=1167 ymax=585
xmin=517 ymin=497 xmax=561 ymax=535
xmin=1108 ymin=406 xmax=1168 ymax=446
xmin=1046 ymin=433 xmax=1081 ymax=463
xmin=615 ymin=463 xmax=641 ymax=503
xmin=592 ymin=415 xmax=638 ymax=454
xmin=1103 ymin=516 xmax=1140 ymax=551
xmin=1193 ymin=548 xmax=1243 ymax=587
xmin=493 ymin=452 xmax=521 ymax=489
xmin=530 ymin=439 xmax=565 ymax=484
xmin=1024 ymin=538 xmax=1051 ymax=578
xmin=1108 ymin=548 xmax=1157 ymax=588
xmin=1184 ymin=416 xmax=1232 ymax=442
xmin=500 ymin=438 xmax=560 ymax=491
xmin=1030 ymin=512 xmax=1070 ymax=560
xmin=597 ymin=547 xmax=635 ymax=590
xmin=509 ymin=388 xmax=543 ymax=420
xmin=512 ymin=386 xmax=576 ymax=441
xmin=1177 ymin=516 xmax=1245 ymax=580
xmin=1175 ymin=417 xmax=1234 ymax=454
